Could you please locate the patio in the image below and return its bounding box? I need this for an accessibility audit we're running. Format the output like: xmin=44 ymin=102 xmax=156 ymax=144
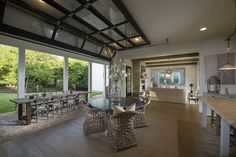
xmin=0 ymin=104 xmax=83 ymax=144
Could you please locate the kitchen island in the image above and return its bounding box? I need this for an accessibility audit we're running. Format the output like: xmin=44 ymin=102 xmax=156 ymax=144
xmin=149 ymin=87 xmax=186 ymax=104
xmin=200 ymin=96 xmax=236 ymax=157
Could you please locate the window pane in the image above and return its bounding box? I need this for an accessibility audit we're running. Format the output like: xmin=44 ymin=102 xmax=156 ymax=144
xmin=0 ymin=44 xmax=18 ymax=113
xmin=21 ymin=0 xmax=65 ymax=18
xmin=117 ymin=23 xmax=138 ymax=37
xmin=68 ymin=58 xmax=88 ymax=91
xmin=92 ymin=0 xmax=126 ymax=25
xmin=92 ymin=63 xmax=104 ymax=96
xmin=4 ymin=5 xmax=54 ymax=38
xmin=54 ymin=0 xmax=81 ymax=11
xmin=76 ymin=9 xmax=108 ymax=30
xmin=151 ymin=69 xmax=185 ymax=85
xmin=25 ymin=50 xmax=63 ymax=94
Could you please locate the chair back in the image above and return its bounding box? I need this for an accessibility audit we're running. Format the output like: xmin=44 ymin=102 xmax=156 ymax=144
xmin=111 ymin=111 xmax=138 ymax=127
xmin=83 ymin=104 xmax=105 ymax=118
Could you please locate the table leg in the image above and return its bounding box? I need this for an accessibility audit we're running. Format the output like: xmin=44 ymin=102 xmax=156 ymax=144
xmin=211 ymin=110 xmax=215 ymax=128
xmin=26 ymin=103 xmax=32 ymax=125
xmin=202 ymin=102 xmax=207 ymax=127
xmin=220 ymin=118 xmax=230 ymax=157
xmin=216 ymin=114 xmax=221 ymax=136
xmin=18 ymin=103 xmax=23 ymax=120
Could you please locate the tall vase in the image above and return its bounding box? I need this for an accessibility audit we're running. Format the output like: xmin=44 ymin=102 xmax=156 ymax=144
xmin=111 ymin=80 xmax=121 ymax=102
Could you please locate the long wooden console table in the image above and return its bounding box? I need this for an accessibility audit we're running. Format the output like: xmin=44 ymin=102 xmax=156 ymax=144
xmin=200 ymin=96 xmax=236 ymax=157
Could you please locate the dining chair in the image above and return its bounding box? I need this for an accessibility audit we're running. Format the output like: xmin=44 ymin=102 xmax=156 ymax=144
xmin=31 ymin=98 xmax=50 ymax=123
xmin=83 ymin=104 xmax=107 ymax=136
xmin=134 ymin=98 xmax=151 ymax=128
xmin=107 ymin=111 xmax=138 ymax=152
xmin=61 ymin=94 xmax=70 ymax=114
xmin=67 ymin=94 xmax=77 ymax=110
xmin=47 ymin=96 xmax=63 ymax=118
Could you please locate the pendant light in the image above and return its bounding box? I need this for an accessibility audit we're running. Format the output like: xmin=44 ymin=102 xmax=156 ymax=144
xmin=220 ymin=1 xmax=236 ymax=71
xmin=219 ymin=38 xmax=236 ymax=70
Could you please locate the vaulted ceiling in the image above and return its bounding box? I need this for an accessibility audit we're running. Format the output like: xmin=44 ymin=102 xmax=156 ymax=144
xmin=0 ymin=0 xmax=150 ymax=61
xmin=0 ymin=0 xmax=235 ymax=61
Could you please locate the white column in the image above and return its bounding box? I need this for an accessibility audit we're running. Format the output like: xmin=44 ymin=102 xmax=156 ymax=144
xmin=88 ymin=62 xmax=92 ymax=98
xmin=104 ymin=64 xmax=106 ymax=96
xmin=220 ymin=118 xmax=230 ymax=157
xmin=63 ymin=56 xmax=68 ymax=92
xmin=201 ymin=102 xmax=207 ymax=127
xmin=17 ymin=47 xmax=25 ymax=98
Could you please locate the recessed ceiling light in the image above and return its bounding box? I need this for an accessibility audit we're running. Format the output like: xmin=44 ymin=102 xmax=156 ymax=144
xmin=39 ymin=0 xmax=45 ymax=3
xmin=200 ymin=27 xmax=207 ymax=31
xmin=134 ymin=37 xmax=140 ymax=42
xmin=113 ymin=43 xmax=118 ymax=47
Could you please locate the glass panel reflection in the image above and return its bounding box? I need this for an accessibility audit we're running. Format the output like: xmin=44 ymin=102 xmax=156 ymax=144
xmin=92 ymin=0 xmax=126 ymax=25
xmin=21 ymin=0 xmax=64 ymax=18
xmin=102 ymin=30 xmax=123 ymax=40
xmin=55 ymin=29 xmax=83 ymax=47
xmin=54 ymin=0 xmax=81 ymax=11
xmin=76 ymin=9 xmax=108 ymax=30
xmin=101 ymin=47 xmax=113 ymax=58
xmin=117 ymin=23 xmax=138 ymax=37
xmin=83 ymin=41 xmax=101 ymax=53
xmin=64 ymin=17 xmax=94 ymax=34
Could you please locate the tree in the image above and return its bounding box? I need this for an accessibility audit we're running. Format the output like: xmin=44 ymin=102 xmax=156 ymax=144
xmin=25 ymin=50 xmax=63 ymax=93
xmin=69 ymin=59 xmax=88 ymax=90
xmin=0 ymin=44 xmax=88 ymax=93
xmin=0 ymin=45 xmax=18 ymax=85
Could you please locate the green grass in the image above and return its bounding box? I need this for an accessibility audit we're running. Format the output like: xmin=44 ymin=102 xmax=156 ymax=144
xmin=0 ymin=93 xmax=17 ymax=114
xmin=91 ymin=92 xmax=103 ymax=96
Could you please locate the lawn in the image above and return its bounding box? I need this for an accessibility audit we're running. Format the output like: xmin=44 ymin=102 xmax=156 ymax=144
xmin=0 ymin=93 xmax=17 ymax=114
xmin=91 ymin=92 xmax=103 ymax=96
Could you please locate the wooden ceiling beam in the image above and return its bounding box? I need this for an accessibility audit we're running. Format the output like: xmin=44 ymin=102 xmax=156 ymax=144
xmin=146 ymin=62 xmax=197 ymax=67
xmin=145 ymin=58 xmax=199 ymax=65
xmin=132 ymin=52 xmax=199 ymax=62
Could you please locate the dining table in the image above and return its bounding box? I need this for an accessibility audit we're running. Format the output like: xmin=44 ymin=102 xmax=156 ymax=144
xmin=88 ymin=96 xmax=145 ymax=112
xmin=10 ymin=91 xmax=89 ymax=125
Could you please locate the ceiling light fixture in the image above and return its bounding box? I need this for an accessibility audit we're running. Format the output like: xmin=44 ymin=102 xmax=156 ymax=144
xmin=134 ymin=37 xmax=140 ymax=42
xmin=39 ymin=0 xmax=45 ymax=4
xmin=219 ymin=0 xmax=236 ymax=71
xmin=200 ymin=27 xmax=207 ymax=31
xmin=219 ymin=32 xmax=236 ymax=71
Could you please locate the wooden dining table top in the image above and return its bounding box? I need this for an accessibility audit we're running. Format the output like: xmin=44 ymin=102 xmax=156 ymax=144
xmin=200 ymin=96 xmax=236 ymax=128
xmin=88 ymin=96 xmax=145 ymax=112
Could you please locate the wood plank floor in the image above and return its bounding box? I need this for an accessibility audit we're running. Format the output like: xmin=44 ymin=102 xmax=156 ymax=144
xmin=0 ymin=101 xmax=235 ymax=157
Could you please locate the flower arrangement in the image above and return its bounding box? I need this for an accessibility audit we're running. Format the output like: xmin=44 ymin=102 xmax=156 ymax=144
xmin=108 ymin=59 xmax=130 ymax=101
xmin=109 ymin=65 xmax=129 ymax=84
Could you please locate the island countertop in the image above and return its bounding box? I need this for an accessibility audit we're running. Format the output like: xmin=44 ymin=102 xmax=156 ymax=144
xmin=149 ymin=87 xmax=186 ymax=104
xmin=200 ymin=96 xmax=236 ymax=128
